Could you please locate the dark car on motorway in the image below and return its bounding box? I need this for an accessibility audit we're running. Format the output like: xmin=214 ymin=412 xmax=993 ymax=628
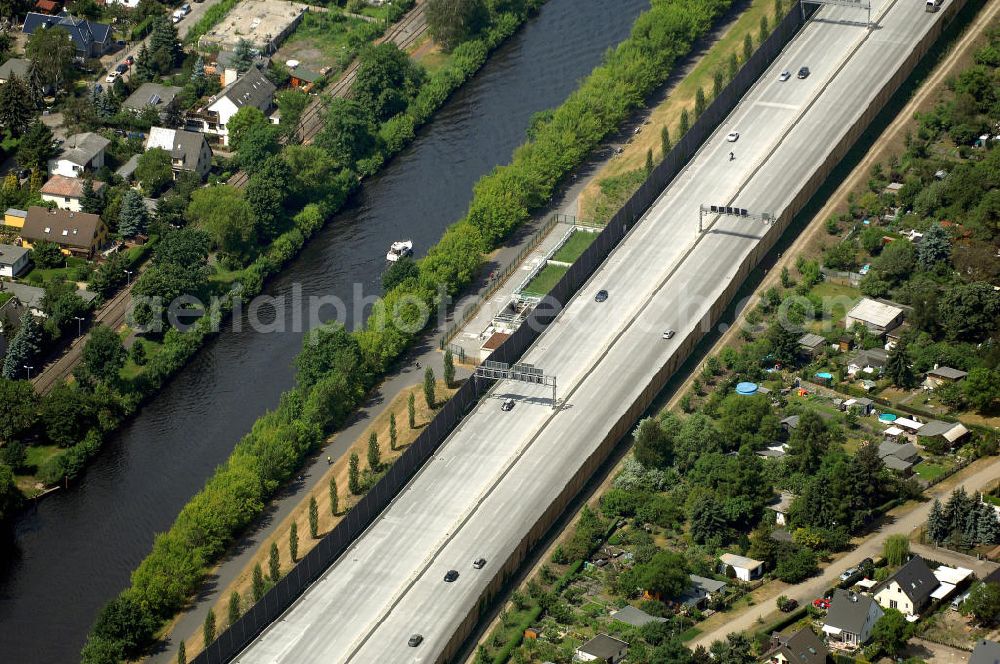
xmin=797 ymin=66 xmax=810 ymax=79
xmin=444 ymin=570 xmax=459 ymax=582
xmin=501 ymin=398 xmax=514 ymax=412
xmin=473 ymin=558 xmax=486 ymax=569
xmin=408 ymin=634 xmax=423 ymax=647
xmin=595 ymin=289 xmax=609 ymax=302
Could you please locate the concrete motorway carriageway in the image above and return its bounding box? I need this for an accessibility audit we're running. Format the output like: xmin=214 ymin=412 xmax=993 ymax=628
xmin=237 ymin=1 xmax=951 ymax=662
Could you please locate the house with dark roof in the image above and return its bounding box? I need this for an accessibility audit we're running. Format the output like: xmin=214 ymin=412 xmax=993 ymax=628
xmin=878 ymin=440 xmax=919 ymax=474
xmin=145 ymin=127 xmax=213 ymax=179
xmin=0 ymin=58 xmax=31 ymax=84
xmin=873 ymin=556 xmax=939 ymax=619
xmin=822 ymin=589 xmax=883 ymax=648
xmin=48 ymin=132 xmax=110 ymax=178
xmin=189 ymin=67 xmax=276 ymax=146
xmin=681 ymin=574 xmax=729 ymax=608
xmin=969 ymin=639 xmax=1000 ymax=664
xmin=798 ymin=333 xmax=826 ymax=357
xmin=21 ymin=12 xmax=112 ymax=58
xmin=610 ymin=604 xmax=668 ymax=627
xmin=21 ymin=206 xmax=107 ymax=258
xmin=846 ymin=348 xmax=888 ymax=376
xmin=576 ymin=634 xmax=629 ymax=663
xmin=762 ymin=627 xmax=829 ymax=664
xmin=122 ymin=82 xmax=183 ymax=118
xmin=924 ymin=366 xmax=968 ymax=389
xmin=917 ymin=420 xmax=970 ymax=448
xmin=40 ymin=175 xmax=105 ymax=211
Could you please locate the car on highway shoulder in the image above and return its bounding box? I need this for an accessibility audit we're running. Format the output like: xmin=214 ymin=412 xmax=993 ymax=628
xmin=662 ymin=329 xmax=675 ymax=340
xmin=595 ymin=289 xmax=609 ymax=302
xmin=501 ymin=398 xmax=514 ymax=412
xmin=444 ymin=569 xmax=459 ymax=582
xmin=778 ymin=70 xmax=791 ymax=82
xmin=105 ymin=71 xmax=119 ymax=83
xmin=473 ymin=558 xmax=486 ymax=569
xmin=408 ymin=634 xmax=423 ymax=647
xmin=726 ymin=131 xmax=739 ymax=142
xmin=797 ymin=66 xmax=810 ymax=79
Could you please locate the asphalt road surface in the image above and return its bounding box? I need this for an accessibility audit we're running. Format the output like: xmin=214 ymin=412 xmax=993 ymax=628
xmin=235 ymin=1 xmax=954 ymax=662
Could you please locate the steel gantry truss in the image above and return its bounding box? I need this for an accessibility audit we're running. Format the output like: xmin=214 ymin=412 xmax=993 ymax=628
xmin=800 ymin=0 xmax=873 ymax=28
xmin=474 ymin=360 xmax=558 ymax=409
xmin=698 ymin=204 xmax=774 ymax=233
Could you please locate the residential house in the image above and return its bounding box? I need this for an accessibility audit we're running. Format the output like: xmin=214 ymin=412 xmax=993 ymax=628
xmin=610 ymin=605 xmax=668 ymax=627
xmin=0 ymin=282 xmax=46 ymax=317
xmin=924 ymin=366 xmax=968 ymax=389
xmin=40 ymin=175 xmax=105 ymax=212
xmin=932 ymin=565 xmax=974 ymax=603
xmin=780 ymin=415 xmax=799 ymax=433
xmin=720 ymin=553 xmax=764 ymax=582
xmin=878 ymin=440 xmax=919 ymax=474
xmin=34 ymin=0 xmax=61 ymax=13
xmin=48 ymin=132 xmax=110 ymax=178
xmin=144 ymin=127 xmax=214 ymax=180
xmin=798 ymin=332 xmax=826 ymax=358
xmin=21 ymin=12 xmax=112 ymax=58
xmin=768 ymin=492 xmax=796 ymax=527
xmin=575 ymin=634 xmax=628 ymax=663
xmin=917 ymin=420 xmax=970 ymax=449
xmin=846 ymin=348 xmax=887 ymax=377
xmin=21 ymin=207 xmax=107 ymax=258
xmin=189 ymin=67 xmax=276 ymax=146
xmin=0 ymin=58 xmax=31 ymax=84
xmin=969 ymin=639 xmax=1000 ymax=664
xmin=884 ymin=322 xmax=910 ymax=350
xmin=872 ymin=556 xmax=939 ymax=619
xmin=756 ymin=443 xmax=788 ymax=460
xmin=822 ymin=589 xmax=883 ymax=648
xmin=762 ymin=627 xmax=829 ymax=664
xmin=122 ymin=82 xmax=183 ymax=119
xmin=0 ymin=244 xmax=30 ymax=278
xmin=845 ymin=298 xmax=904 ymax=335
xmin=3 ymin=208 xmax=27 ymax=230
xmin=893 ymin=417 xmax=924 ymax=436
xmin=682 ymin=575 xmax=729 ymax=608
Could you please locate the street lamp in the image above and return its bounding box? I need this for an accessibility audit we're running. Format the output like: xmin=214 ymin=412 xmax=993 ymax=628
xmin=125 ymin=269 xmax=134 ymax=286
xmin=24 ymin=365 xmax=34 ymax=380
xmin=73 ymin=315 xmax=85 ymax=337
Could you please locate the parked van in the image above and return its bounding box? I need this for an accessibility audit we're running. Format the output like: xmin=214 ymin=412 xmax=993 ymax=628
xmin=925 ymin=0 xmax=942 ymax=12
xmin=951 ymin=591 xmax=970 ymax=610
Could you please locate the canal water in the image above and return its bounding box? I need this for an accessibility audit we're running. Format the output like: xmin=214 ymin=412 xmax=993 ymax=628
xmin=0 ymin=0 xmax=649 ymax=660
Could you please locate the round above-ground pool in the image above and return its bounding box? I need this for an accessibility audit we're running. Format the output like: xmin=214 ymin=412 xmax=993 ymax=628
xmin=736 ymin=382 xmax=759 ymax=395
xmin=879 ymin=413 xmax=898 ymax=422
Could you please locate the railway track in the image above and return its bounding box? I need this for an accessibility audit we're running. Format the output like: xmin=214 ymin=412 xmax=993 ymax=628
xmin=227 ymin=3 xmax=428 ymax=188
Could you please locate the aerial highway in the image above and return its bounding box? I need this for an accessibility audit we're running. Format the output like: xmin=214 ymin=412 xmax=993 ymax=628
xmin=235 ymin=0 xmax=956 ymax=662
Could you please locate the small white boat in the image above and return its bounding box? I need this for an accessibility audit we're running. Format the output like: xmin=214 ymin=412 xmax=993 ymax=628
xmin=386 ymin=240 xmax=413 ymax=262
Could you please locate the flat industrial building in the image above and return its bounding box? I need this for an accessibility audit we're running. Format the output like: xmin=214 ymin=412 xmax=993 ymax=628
xmin=198 ymin=0 xmax=309 ymax=54
xmin=235 ymin=1 xmax=957 ymax=662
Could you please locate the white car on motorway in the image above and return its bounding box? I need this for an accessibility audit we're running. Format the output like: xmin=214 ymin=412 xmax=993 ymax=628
xmin=726 ymin=131 xmax=740 ymax=142
xmin=778 ymin=70 xmax=791 ymax=82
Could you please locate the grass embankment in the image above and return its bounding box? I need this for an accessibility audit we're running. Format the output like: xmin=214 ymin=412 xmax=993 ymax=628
xmin=578 ymin=0 xmax=776 ymax=222
xmin=522 ymin=264 xmax=568 ymax=297
xmin=172 ymin=379 xmax=458 ymax=659
xmin=550 ymin=230 xmax=596 ymax=263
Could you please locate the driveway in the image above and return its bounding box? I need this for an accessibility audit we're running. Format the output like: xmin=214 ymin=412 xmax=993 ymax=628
xmin=691 ymin=456 xmax=1000 ymax=648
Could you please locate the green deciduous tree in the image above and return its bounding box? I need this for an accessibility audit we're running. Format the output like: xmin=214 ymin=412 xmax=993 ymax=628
xmin=679 ymin=108 xmax=690 ymax=135
xmin=31 ymin=239 xmax=64 ymax=269
xmin=227 ymin=591 xmax=241 ymax=627
xmin=635 ymin=551 xmax=689 ymax=599
xmin=964 ymin=367 xmax=1000 ymax=412
xmin=245 ymin=156 xmax=291 ymax=242
xmin=883 ymin=534 xmax=909 ymax=566
xmin=26 ymin=27 xmax=74 ymax=91
xmin=81 ymin=325 xmax=126 ymax=385
xmin=774 ymin=545 xmax=817 ymax=583
xmin=423 ymin=366 xmax=436 ymax=409
xmin=135 ymin=148 xmax=173 ymax=198
xmin=694 ymin=87 xmax=706 ymax=117
xmin=633 ymin=417 xmax=672 ymax=469
xmin=868 ymin=608 xmax=910 ymax=658
xmin=203 ymin=608 xmax=215 ymax=645
xmin=268 ymin=541 xmax=280 ymax=582
xmin=426 ymin=0 xmax=489 ymax=50
xmin=187 ymin=186 xmax=258 ymax=261
xmin=963 ymin=582 xmax=1000 ymax=627
xmin=348 ymin=452 xmax=361 ymax=495
xmin=316 ymin=98 xmax=375 ymax=168
xmin=275 ymin=88 xmax=310 ymax=139
xmin=743 ymin=33 xmax=753 ymax=61
xmin=251 ymin=563 xmax=266 ymax=601
xmin=354 ymin=43 xmax=425 ymax=123
xmin=939 ymin=282 xmax=1000 ymax=342
xmin=0 ymin=378 xmax=38 ymax=445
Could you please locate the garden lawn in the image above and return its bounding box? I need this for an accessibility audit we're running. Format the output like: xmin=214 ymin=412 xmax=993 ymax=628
xmin=551 ymin=230 xmax=597 ymax=264
xmin=913 ymin=460 xmax=949 ymax=482
xmin=276 ymin=11 xmax=381 ymax=76
xmin=23 ymin=256 xmax=90 ymax=285
xmin=521 ymin=263 xmax=568 ymax=297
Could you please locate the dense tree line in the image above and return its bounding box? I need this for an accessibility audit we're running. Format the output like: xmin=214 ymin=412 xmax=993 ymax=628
xmin=927 ymin=487 xmax=1000 ymax=547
